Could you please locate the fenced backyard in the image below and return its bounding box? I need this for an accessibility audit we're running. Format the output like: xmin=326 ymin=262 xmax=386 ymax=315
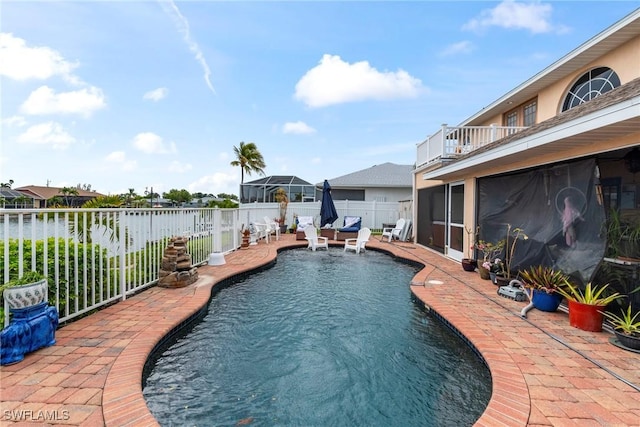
xmin=1 ymin=200 xmax=408 ymax=327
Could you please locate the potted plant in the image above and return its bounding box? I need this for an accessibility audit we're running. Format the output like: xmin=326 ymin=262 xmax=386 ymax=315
xmin=555 ymin=282 xmax=625 ymax=332
xmin=494 ymin=224 xmax=527 ymax=286
xmin=518 ymin=266 xmax=570 ymax=312
xmin=461 ymin=226 xmax=478 ymax=272
xmin=602 ymin=304 xmax=640 ymax=350
xmin=475 ymin=239 xmax=505 ymax=280
xmin=275 ymin=188 xmax=289 ymax=233
xmin=1 ymin=271 xmax=59 ymax=365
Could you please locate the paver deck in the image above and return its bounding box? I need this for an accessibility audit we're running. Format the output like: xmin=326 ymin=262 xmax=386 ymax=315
xmin=1 ymin=234 xmax=639 ymax=426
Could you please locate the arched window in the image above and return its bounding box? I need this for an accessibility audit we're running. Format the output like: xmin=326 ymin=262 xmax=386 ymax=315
xmin=561 ymin=67 xmax=620 ymax=112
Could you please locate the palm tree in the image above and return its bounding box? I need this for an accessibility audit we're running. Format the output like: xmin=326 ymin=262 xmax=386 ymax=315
xmin=230 ymin=142 xmax=266 ymax=202
xmin=60 ymin=187 xmax=79 ymax=207
xmin=13 ymin=194 xmax=31 ymax=208
xmin=127 ymin=188 xmax=136 ymax=207
xmin=70 ymin=195 xmax=126 ymax=244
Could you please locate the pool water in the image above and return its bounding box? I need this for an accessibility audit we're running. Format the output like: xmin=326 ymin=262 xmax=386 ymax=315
xmin=144 ymin=248 xmax=491 ymax=426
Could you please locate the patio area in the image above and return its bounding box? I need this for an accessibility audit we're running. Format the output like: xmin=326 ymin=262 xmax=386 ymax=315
xmin=1 ymin=234 xmax=639 ymax=426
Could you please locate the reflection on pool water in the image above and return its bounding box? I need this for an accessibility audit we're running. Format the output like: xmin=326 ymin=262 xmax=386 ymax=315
xmin=144 ymin=248 xmax=491 ymax=426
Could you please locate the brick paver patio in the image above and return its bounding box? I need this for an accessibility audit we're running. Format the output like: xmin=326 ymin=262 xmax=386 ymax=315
xmin=1 ymin=234 xmax=639 ymax=426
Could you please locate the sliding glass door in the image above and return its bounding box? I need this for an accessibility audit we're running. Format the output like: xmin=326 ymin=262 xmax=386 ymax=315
xmin=447 ymin=182 xmax=465 ymax=260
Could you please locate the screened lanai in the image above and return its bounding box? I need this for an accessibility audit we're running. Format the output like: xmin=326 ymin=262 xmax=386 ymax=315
xmin=239 ymin=176 xmax=316 ymax=204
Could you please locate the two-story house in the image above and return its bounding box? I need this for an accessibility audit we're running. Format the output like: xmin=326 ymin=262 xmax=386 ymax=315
xmin=413 ymin=9 xmax=640 ymax=296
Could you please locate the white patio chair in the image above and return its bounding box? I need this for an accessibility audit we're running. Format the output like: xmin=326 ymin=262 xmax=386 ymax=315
xmin=304 ymin=225 xmax=328 ymax=251
xmin=296 ymin=216 xmax=314 ymax=232
xmin=381 ymin=218 xmax=406 ymax=242
xmin=249 ymin=222 xmax=269 ymax=244
xmin=263 ymin=216 xmax=280 ymax=241
xmin=344 ymin=227 xmax=371 ymax=254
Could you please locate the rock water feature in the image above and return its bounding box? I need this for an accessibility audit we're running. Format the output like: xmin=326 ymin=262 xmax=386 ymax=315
xmin=158 ymin=236 xmax=198 ymax=288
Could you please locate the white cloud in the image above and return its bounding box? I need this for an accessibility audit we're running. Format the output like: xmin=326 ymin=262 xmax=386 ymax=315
xmin=17 ymin=121 xmax=76 ymax=150
xmin=282 ymin=121 xmax=316 ymax=135
xmin=132 ymin=132 xmax=177 ymax=154
xmin=295 ymin=54 xmax=423 ymax=108
xmin=0 ymin=33 xmax=80 ymax=83
xmin=2 ymin=115 xmax=27 ymax=127
xmin=105 ymin=151 xmax=137 ymax=171
xmin=105 ymin=151 xmax=126 ymax=162
xmin=20 ymin=85 xmax=106 ymax=118
xmin=160 ymin=1 xmax=215 ymax=95
xmin=188 ymin=171 xmax=238 ymax=195
xmin=440 ymin=41 xmax=474 ymax=56
xmin=143 ymin=87 xmax=168 ymax=101
xmin=463 ymin=0 xmax=560 ymax=34
xmin=168 ymin=160 xmax=192 ymax=173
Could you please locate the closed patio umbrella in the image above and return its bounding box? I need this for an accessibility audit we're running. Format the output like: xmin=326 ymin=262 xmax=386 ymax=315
xmin=320 ymin=180 xmax=338 ymax=228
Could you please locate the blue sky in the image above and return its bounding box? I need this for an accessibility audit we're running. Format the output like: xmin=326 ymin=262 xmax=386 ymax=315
xmin=1 ymin=1 xmax=638 ymax=198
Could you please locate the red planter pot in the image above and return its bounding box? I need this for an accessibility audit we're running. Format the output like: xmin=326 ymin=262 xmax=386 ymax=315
xmin=568 ymin=300 xmax=606 ymax=332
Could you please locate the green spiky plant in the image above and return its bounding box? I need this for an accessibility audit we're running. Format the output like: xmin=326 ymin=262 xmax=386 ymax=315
xmin=555 ymin=282 xmax=625 ymax=306
xmin=602 ymin=305 xmax=640 ymax=336
xmin=518 ymin=266 xmax=571 ymax=294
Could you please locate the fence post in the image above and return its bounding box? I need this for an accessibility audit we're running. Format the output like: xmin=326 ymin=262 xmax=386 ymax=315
xmin=441 ymin=123 xmax=448 ymax=155
xmin=233 ymin=210 xmax=240 ymax=249
xmin=119 ymin=211 xmax=127 ymax=301
xmin=372 ymin=200 xmax=377 ymax=229
xmin=213 ymin=208 xmax=222 ymax=253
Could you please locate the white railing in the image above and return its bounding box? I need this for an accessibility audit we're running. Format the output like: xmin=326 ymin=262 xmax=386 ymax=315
xmin=1 ymin=201 xmax=406 ymax=326
xmin=1 ymin=208 xmax=240 ymax=326
xmin=416 ymin=124 xmax=528 ymax=168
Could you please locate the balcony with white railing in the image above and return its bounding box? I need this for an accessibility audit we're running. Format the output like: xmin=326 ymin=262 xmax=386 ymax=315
xmin=416 ymin=124 xmax=528 ymax=168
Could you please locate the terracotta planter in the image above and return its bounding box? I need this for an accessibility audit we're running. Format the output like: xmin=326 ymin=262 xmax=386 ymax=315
xmin=532 ymin=290 xmax=563 ymax=312
xmin=568 ymin=300 xmax=606 ymax=332
xmin=478 ymin=265 xmax=491 ymax=280
xmin=461 ymin=259 xmax=477 ymax=272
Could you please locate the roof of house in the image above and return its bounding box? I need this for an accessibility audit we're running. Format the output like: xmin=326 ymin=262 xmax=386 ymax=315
xmin=323 ymin=163 xmax=414 ymax=188
xmin=0 ymin=188 xmax=30 ymax=199
xmin=244 ymin=175 xmax=313 ymax=186
xmin=15 ymin=185 xmax=105 ymax=200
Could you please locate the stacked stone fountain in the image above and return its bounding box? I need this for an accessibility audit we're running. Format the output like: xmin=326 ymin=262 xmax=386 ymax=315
xmin=158 ymin=236 xmax=198 ymax=288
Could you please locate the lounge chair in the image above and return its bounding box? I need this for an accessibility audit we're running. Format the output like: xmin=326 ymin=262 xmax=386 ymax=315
xmin=304 ymin=225 xmax=328 ymax=251
xmin=344 ymin=227 xmax=371 ymax=254
xmin=381 ymin=218 xmax=406 ymax=242
xmin=336 ymin=216 xmax=362 ymax=241
xmin=296 ymin=216 xmax=314 ymax=240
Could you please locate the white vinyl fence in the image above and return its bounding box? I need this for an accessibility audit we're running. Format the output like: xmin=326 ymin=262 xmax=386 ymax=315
xmin=1 ymin=200 xmax=406 ymax=326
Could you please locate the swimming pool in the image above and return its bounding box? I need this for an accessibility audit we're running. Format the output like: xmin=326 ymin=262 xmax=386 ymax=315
xmin=143 ymin=248 xmax=491 ymax=426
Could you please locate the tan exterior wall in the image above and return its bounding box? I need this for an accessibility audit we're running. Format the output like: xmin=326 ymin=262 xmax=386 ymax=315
xmin=539 ymin=36 xmax=640 ymax=120
xmin=471 ymin=35 xmax=640 ymax=127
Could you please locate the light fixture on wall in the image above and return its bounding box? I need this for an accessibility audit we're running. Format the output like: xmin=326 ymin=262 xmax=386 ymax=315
xmin=623 ymin=147 xmax=640 ymax=173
